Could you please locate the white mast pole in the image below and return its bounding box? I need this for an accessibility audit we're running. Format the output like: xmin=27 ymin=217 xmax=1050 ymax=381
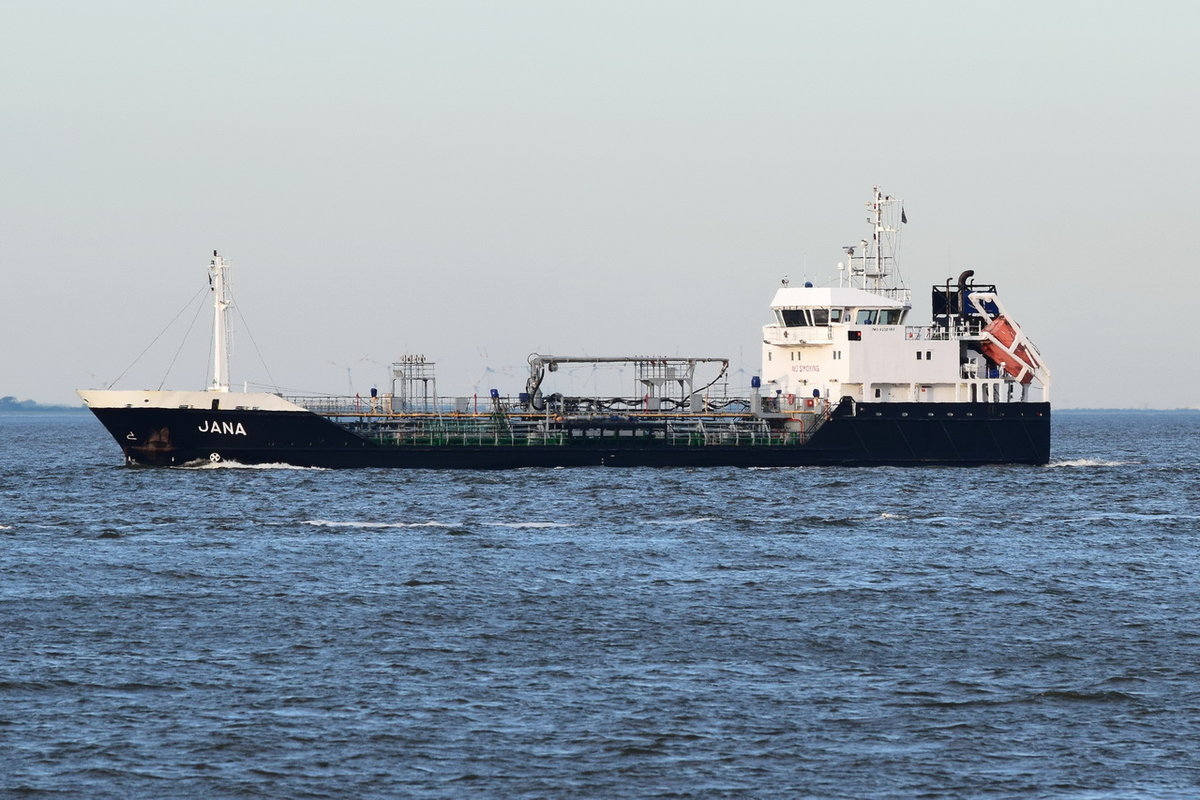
xmin=873 ymin=186 xmax=883 ymax=290
xmin=209 ymin=251 xmax=231 ymax=392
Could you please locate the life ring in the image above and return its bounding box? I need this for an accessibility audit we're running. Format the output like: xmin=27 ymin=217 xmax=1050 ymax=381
xmin=906 ymin=331 xmax=914 ymax=340
xmin=786 ymin=393 xmax=795 ymax=405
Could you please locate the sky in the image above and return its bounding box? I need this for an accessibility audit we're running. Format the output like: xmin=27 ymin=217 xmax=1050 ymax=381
xmin=3 ymin=0 xmax=1198 ymax=408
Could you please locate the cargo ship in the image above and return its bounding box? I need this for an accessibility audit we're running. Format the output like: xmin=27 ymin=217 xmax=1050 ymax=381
xmin=79 ymin=187 xmax=1051 ymax=468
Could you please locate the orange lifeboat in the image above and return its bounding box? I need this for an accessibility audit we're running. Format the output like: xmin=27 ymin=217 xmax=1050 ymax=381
xmin=979 ymin=315 xmax=1038 ymax=384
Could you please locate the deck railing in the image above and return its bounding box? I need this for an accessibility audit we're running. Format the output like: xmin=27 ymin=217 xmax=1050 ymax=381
xmin=280 ymin=391 xmax=836 ymax=449
xmin=904 ymin=320 xmax=985 ymax=341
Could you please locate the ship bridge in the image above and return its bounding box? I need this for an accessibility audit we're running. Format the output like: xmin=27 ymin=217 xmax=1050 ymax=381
xmin=763 ymin=285 xmax=910 ymax=348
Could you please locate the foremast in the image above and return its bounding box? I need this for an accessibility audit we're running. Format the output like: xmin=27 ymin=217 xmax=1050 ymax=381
xmin=209 ymin=251 xmax=232 ymax=393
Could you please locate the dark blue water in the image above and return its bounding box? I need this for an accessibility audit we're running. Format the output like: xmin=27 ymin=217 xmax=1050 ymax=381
xmin=2 ymin=411 xmax=1199 ymax=799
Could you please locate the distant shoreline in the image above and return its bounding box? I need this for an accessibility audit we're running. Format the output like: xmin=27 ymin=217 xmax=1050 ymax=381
xmin=0 ymin=397 xmax=87 ymax=413
xmin=1055 ymin=407 xmax=1199 ymax=413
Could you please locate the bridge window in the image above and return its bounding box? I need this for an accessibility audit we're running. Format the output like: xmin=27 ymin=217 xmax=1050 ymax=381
xmin=879 ymin=309 xmax=904 ymax=325
xmin=830 ymin=309 xmax=843 ymax=323
xmin=855 ymin=309 xmax=877 ymax=325
xmin=811 ymin=309 xmax=830 ymax=326
xmin=781 ymin=309 xmax=809 ymax=327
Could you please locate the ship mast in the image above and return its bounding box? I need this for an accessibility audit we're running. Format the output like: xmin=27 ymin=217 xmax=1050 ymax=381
xmin=842 ymin=186 xmax=906 ymax=294
xmin=209 ymin=251 xmax=231 ymax=392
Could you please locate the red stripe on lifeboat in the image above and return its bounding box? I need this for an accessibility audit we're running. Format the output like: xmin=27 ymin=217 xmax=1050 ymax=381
xmin=979 ymin=316 xmax=1037 ymax=384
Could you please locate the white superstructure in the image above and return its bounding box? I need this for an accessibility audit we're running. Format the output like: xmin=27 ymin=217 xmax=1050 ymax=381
xmin=760 ymin=187 xmax=1050 ymax=407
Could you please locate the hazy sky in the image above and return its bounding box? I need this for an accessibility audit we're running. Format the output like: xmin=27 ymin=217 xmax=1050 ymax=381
xmin=4 ymin=0 xmax=1197 ymax=408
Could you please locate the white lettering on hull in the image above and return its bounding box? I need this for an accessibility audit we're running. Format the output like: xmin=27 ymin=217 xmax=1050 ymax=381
xmin=198 ymin=419 xmax=248 ymax=435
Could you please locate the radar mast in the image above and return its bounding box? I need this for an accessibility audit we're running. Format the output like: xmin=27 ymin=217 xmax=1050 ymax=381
xmin=841 ymin=186 xmax=906 ymax=296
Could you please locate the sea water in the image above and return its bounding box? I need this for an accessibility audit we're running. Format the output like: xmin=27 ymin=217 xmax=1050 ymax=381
xmin=1 ymin=411 xmax=1198 ymax=799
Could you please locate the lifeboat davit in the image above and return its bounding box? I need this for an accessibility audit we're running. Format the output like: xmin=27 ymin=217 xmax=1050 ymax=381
xmin=980 ymin=315 xmax=1038 ymax=384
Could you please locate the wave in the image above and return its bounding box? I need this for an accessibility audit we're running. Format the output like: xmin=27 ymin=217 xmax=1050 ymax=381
xmin=645 ymin=517 xmax=716 ymax=525
xmin=303 ymin=520 xmax=457 ymax=529
xmin=305 ymin=519 xmax=574 ymax=530
xmin=1081 ymin=512 xmax=1200 ymax=523
xmin=176 ymin=459 xmax=328 ymax=471
xmin=1035 ymin=688 xmax=1142 ymax=703
xmin=1046 ymin=459 xmax=1130 ymax=468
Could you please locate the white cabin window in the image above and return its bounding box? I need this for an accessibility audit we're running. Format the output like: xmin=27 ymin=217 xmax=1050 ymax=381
xmin=916 ymin=351 xmax=922 ymax=360
xmin=926 ymin=350 xmax=932 ymax=360
xmin=830 ymin=309 xmax=843 ymax=323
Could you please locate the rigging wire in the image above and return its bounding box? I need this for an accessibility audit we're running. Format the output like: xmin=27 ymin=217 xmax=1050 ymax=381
xmin=105 ymin=285 xmax=208 ymax=389
xmin=233 ymin=302 xmax=278 ymax=393
xmin=159 ymin=293 xmax=209 ymax=390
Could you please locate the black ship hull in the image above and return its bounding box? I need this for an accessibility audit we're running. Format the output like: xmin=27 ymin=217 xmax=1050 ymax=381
xmin=87 ymin=402 xmax=1051 ymax=468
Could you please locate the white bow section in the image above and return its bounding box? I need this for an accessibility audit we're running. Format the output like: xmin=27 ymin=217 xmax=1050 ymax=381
xmin=77 ymin=389 xmax=307 ymax=412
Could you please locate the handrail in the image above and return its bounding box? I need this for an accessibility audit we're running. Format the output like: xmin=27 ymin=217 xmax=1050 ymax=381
xmin=321 ymin=394 xmax=834 ymax=449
